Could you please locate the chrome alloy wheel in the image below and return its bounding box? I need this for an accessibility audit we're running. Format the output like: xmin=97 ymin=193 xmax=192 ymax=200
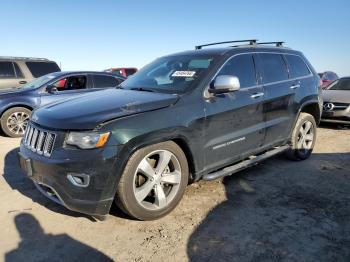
xmin=133 ymin=150 xmax=182 ymax=210
xmin=297 ymin=120 xmax=314 ymax=152
xmin=6 ymin=111 xmax=29 ymax=135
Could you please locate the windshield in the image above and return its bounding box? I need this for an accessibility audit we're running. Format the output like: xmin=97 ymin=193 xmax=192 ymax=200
xmin=120 ymin=55 xmax=217 ymax=94
xmin=328 ymin=78 xmax=350 ymax=90
xmin=21 ymin=73 xmax=60 ymax=89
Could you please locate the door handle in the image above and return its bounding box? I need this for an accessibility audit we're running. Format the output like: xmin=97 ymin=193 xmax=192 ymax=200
xmin=19 ymin=81 xmax=27 ymax=84
xmin=250 ymin=92 xmax=264 ymax=99
xmin=290 ymin=84 xmax=300 ymax=89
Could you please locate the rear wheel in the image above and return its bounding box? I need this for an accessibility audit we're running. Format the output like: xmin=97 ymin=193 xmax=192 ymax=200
xmin=286 ymin=112 xmax=317 ymax=160
xmin=116 ymin=141 xmax=189 ymax=220
xmin=1 ymin=107 xmax=31 ymax=138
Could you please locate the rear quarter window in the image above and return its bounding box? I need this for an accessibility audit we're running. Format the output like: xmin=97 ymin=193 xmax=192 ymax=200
xmin=0 ymin=61 xmax=16 ymax=78
xmin=26 ymin=62 xmax=60 ymax=78
xmin=285 ymin=55 xmax=310 ymax=78
xmin=259 ymin=53 xmax=289 ymax=83
xmin=93 ymin=75 xmax=119 ymax=88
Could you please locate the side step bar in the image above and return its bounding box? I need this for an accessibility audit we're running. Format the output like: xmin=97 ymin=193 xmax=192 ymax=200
xmin=202 ymin=145 xmax=290 ymax=181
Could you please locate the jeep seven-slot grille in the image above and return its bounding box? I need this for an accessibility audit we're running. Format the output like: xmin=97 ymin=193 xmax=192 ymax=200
xmin=23 ymin=124 xmax=56 ymax=157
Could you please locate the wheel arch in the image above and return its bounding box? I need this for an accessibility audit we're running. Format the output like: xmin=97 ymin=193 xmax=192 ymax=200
xmin=0 ymin=104 xmax=33 ymax=118
xmin=299 ymin=101 xmax=321 ymax=125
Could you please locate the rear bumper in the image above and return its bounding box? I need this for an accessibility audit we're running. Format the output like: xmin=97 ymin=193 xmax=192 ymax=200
xmin=18 ymin=144 xmax=120 ymax=218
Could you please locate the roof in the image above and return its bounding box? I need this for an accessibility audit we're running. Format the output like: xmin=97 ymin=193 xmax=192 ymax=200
xmin=54 ymin=71 xmax=126 ymax=79
xmin=0 ymin=56 xmax=52 ymax=61
xmin=166 ymin=45 xmax=299 ymax=58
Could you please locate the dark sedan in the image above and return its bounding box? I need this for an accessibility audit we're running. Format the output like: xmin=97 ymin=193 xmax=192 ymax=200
xmin=0 ymin=71 xmax=125 ymax=137
xmin=322 ymin=77 xmax=350 ymax=124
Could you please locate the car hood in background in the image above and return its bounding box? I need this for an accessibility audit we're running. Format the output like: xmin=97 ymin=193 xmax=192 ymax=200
xmin=322 ymin=90 xmax=350 ymax=103
xmin=0 ymin=87 xmax=32 ymax=96
xmin=31 ymin=89 xmax=179 ymax=129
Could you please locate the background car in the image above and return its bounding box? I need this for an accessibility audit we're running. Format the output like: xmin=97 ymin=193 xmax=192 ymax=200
xmin=321 ymin=77 xmax=350 ymax=124
xmin=104 ymin=67 xmax=137 ymax=77
xmin=318 ymin=71 xmax=339 ymax=89
xmin=0 ymin=71 xmax=125 ymax=137
xmin=0 ymin=56 xmax=60 ymax=90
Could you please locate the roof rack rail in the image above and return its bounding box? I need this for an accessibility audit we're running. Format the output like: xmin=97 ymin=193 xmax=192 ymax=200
xmin=257 ymin=41 xmax=285 ymax=47
xmin=195 ymin=39 xmax=258 ymax=50
xmin=0 ymin=56 xmax=49 ymax=61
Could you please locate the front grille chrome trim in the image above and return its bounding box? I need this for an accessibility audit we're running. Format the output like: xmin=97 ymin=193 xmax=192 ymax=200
xmin=23 ymin=123 xmax=56 ymax=157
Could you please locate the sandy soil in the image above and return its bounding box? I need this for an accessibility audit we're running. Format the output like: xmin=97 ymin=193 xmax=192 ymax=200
xmin=0 ymin=123 xmax=349 ymax=262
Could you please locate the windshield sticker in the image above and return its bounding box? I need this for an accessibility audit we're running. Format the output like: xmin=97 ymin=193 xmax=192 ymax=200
xmin=171 ymin=71 xmax=196 ymax=77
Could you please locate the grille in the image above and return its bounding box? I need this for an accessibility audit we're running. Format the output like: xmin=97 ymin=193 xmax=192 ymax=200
xmin=23 ymin=124 xmax=56 ymax=157
xmin=323 ymin=102 xmax=349 ymax=111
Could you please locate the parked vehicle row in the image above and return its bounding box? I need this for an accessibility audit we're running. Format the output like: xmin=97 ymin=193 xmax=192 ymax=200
xmin=318 ymin=71 xmax=339 ymax=89
xmin=0 ymin=71 xmax=125 ymax=137
xmin=18 ymin=40 xmax=323 ymax=221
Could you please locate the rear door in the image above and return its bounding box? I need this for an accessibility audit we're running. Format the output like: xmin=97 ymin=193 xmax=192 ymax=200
xmin=91 ymin=74 xmax=122 ymax=89
xmin=0 ymin=61 xmax=25 ymax=89
xmin=39 ymin=74 xmax=92 ymax=106
xmin=256 ymin=53 xmax=295 ymax=146
xmin=203 ymin=54 xmax=265 ymax=171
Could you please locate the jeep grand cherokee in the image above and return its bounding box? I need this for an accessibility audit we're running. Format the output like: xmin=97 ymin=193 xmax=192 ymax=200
xmin=18 ymin=40 xmax=322 ymax=220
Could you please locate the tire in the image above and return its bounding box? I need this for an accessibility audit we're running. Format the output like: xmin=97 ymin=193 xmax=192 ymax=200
xmin=286 ymin=112 xmax=317 ymax=160
xmin=116 ymin=141 xmax=189 ymax=220
xmin=1 ymin=107 xmax=31 ymax=138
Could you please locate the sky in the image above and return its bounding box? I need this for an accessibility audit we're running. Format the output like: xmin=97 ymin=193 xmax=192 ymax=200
xmin=1 ymin=0 xmax=349 ymax=76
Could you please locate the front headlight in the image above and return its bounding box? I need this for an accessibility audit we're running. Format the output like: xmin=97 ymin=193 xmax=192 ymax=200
xmin=66 ymin=132 xmax=110 ymax=149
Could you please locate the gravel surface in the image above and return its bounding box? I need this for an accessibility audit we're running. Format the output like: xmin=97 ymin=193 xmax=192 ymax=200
xmin=0 ymin=124 xmax=349 ymax=262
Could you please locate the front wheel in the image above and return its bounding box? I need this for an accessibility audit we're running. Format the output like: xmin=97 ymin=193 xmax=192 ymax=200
xmin=116 ymin=141 xmax=189 ymax=220
xmin=1 ymin=107 xmax=31 ymax=138
xmin=286 ymin=112 xmax=317 ymax=160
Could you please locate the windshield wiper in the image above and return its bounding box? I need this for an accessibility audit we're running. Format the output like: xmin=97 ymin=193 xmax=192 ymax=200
xmin=130 ymin=87 xmax=156 ymax=93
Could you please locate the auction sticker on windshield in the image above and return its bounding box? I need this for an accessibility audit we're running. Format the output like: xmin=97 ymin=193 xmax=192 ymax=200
xmin=172 ymin=71 xmax=196 ymax=77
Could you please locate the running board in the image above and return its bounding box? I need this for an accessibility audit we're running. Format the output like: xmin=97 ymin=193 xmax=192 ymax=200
xmin=202 ymin=145 xmax=290 ymax=181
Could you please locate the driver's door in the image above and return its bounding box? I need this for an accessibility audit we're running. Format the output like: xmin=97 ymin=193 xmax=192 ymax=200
xmin=39 ymin=74 xmax=92 ymax=106
xmin=203 ymin=54 xmax=265 ymax=172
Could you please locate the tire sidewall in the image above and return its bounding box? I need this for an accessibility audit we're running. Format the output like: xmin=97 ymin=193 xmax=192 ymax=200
xmin=290 ymin=113 xmax=317 ymax=160
xmin=117 ymin=141 xmax=189 ymax=220
xmin=1 ymin=107 xmax=31 ymax=138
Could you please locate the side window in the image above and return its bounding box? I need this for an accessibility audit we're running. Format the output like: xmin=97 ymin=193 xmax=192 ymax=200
xmin=26 ymin=62 xmax=60 ymax=78
xmin=285 ymin=55 xmax=310 ymax=78
xmin=93 ymin=75 xmax=119 ymax=88
xmin=52 ymin=75 xmax=87 ymax=91
xmin=217 ymin=54 xmax=257 ymax=88
xmin=13 ymin=62 xmax=24 ymax=78
xmin=259 ymin=54 xmax=289 ymax=83
xmin=0 ymin=62 xmax=16 ymax=78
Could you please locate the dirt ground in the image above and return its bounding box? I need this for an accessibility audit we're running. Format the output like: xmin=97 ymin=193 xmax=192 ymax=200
xmin=1 ymin=123 xmax=349 ymax=262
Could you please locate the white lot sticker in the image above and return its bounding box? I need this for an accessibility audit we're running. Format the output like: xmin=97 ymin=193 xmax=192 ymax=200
xmin=171 ymin=71 xmax=196 ymax=77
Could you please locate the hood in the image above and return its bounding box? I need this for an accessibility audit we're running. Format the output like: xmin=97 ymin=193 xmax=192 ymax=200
xmin=0 ymin=87 xmax=31 ymax=96
xmin=32 ymin=89 xmax=179 ymax=130
xmin=322 ymin=90 xmax=350 ymax=103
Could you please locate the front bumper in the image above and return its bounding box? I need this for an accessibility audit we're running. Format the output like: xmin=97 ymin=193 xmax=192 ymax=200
xmin=321 ymin=107 xmax=350 ymax=124
xmin=18 ymin=143 xmax=121 ymax=219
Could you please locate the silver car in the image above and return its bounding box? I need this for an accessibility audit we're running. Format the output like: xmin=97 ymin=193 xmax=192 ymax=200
xmin=322 ymin=77 xmax=350 ymax=124
xmin=0 ymin=57 xmax=60 ymax=90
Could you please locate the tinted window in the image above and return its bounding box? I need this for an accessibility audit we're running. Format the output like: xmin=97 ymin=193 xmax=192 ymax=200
xmin=125 ymin=69 xmax=137 ymax=77
xmin=217 ymin=54 xmax=257 ymax=88
xmin=53 ymin=75 xmax=87 ymax=91
xmin=93 ymin=75 xmax=119 ymax=88
xmin=259 ymin=54 xmax=288 ymax=83
xmin=26 ymin=62 xmax=60 ymax=78
xmin=0 ymin=62 xmax=15 ymax=78
xmin=328 ymin=79 xmax=350 ymax=90
xmin=13 ymin=62 xmax=24 ymax=78
xmin=285 ymin=55 xmax=310 ymax=78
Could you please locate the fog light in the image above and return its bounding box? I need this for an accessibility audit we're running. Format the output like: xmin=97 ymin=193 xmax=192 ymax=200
xmin=67 ymin=173 xmax=90 ymax=188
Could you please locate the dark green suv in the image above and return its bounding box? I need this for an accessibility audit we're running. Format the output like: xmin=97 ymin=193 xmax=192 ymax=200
xmin=19 ymin=40 xmax=322 ymax=220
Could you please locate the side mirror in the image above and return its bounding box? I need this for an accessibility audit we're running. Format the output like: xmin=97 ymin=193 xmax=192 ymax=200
xmin=209 ymin=75 xmax=240 ymax=94
xmin=46 ymin=85 xmax=58 ymax=94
